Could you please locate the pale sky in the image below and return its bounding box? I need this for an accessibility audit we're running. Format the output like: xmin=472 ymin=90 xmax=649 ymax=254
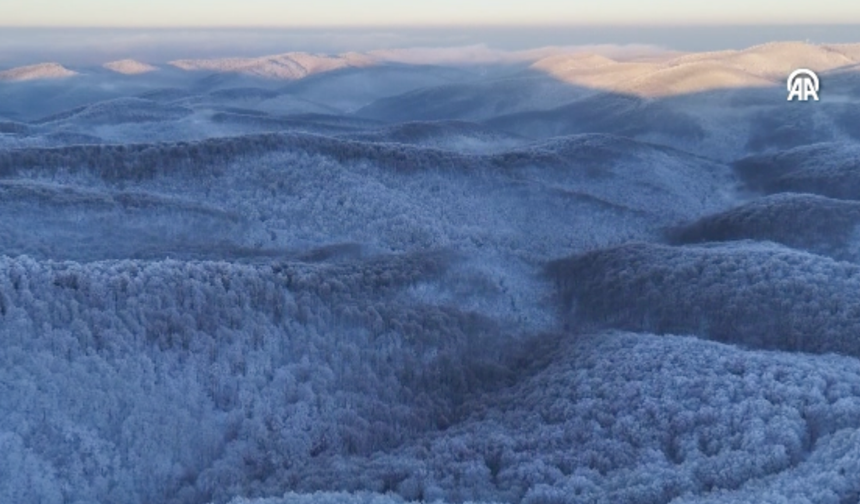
xmin=2 ymin=0 xmax=859 ymax=27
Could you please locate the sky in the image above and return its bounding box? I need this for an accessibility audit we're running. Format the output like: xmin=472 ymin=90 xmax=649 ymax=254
xmin=2 ymin=0 xmax=860 ymax=27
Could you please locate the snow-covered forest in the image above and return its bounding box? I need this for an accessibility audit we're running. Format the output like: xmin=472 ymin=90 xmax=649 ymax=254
xmin=2 ymin=40 xmax=860 ymax=504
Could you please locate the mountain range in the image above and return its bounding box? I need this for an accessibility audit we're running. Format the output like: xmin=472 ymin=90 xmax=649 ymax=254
xmin=3 ymin=39 xmax=860 ymax=504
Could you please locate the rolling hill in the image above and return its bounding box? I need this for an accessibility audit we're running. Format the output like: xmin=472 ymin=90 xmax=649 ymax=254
xmin=341 ymin=120 xmax=528 ymax=152
xmin=169 ymin=52 xmax=377 ymax=80
xmin=531 ymin=42 xmax=860 ymax=97
xmin=33 ymin=97 xmax=193 ymax=126
xmin=734 ymin=141 xmax=860 ymax=199
xmin=103 ymin=59 xmax=159 ymax=75
xmin=4 ymin=38 xmax=860 ymax=504
xmin=548 ymin=240 xmax=860 ymax=355
xmin=0 ymin=62 xmax=78 ymax=81
xmin=667 ymin=193 xmax=860 ymax=262
xmin=354 ymin=73 xmax=589 ymax=121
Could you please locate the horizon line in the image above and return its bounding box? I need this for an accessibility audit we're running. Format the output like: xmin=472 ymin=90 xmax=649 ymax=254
xmin=4 ymin=22 xmax=860 ymax=30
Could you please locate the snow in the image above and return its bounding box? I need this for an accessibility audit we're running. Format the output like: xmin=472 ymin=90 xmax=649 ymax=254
xmin=2 ymin=39 xmax=860 ymax=504
xmin=531 ymin=41 xmax=860 ymax=97
xmin=8 ymin=249 xmax=860 ymax=503
xmin=548 ymin=241 xmax=860 ymax=355
xmin=0 ymin=63 xmax=78 ymax=82
xmin=169 ymin=53 xmax=376 ymax=80
xmin=104 ymin=60 xmax=159 ymax=75
xmin=667 ymin=192 xmax=860 ymax=262
xmin=734 ymin=141 xmax=860 ymax=199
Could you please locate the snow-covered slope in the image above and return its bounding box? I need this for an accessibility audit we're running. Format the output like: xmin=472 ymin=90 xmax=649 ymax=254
xmin=0 ymin=131 xmax=736 ymax=263
xmin=3 ymin=39 xmax=860 ymax=504
xmin=262 ymin=330 xmax=860 ymax=504
xmin=734 ymin=141 xmax=860 ymax=199
xmin=104 ymin=59 xmax=159 ymax=75
xmin=532 ymin=42 xmax=860 ymax=97
xmin=355 ymin=75 xmax=589 ymax=122
xmin=34 ymin=97 xmax=193 ymax=126
xmin=548 ymin=240 xmax=860 ymax=355
xmin=0 ymin=62 xmax=78 ymax=81
xmin=340 ymin=120 xmax=529 ymax=153
xmin=169 ymin=52 xmax=377 ymax=80
xmin=667 ymin=193 xmax=860 ymax=262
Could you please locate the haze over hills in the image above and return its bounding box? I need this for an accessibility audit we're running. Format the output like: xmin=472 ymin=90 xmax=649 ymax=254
xmin=365 ymin=43 xmax=669 ymax=66
xmin=4 ymin=37 xmax=860 ymax=504
xmin=3 ymin=41 xmax=857 ymax=108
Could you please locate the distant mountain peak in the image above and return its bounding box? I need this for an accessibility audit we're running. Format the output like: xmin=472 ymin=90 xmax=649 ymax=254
xmin=531 ymin=40 xmax=860 ymax=97
xmin=168 ymin=52 xmax=377 ymax=80
xmin=103 ymin=59 xmax=159 ymax=75
xmin=0 ymin=62 xmax=77 ymax=82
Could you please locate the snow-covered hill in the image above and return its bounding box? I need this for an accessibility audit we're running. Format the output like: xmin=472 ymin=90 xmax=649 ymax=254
xmin=734 ymin=141 xmax=860 ymax=199
xmin=104 ymin=59 xmax=159 ymax=75
xmin=3 ymin=39 xmax=860 ymax=504
xmin=531 ymin=42 xmax=860 ymax=96
xmin=169 ymin=52 xmax=377 ymax=80
xmin=34 ymin=97 xmax=193 ymax=126
xmin=0 ymin=62 xmax=77 ymax=81
xmin=667 ymin=192 xmax=860 ymax=261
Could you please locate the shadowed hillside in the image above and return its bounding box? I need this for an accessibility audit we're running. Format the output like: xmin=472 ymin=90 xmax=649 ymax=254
xmin=734 ymin=141 xmax=860 ymax=199
xmin=667 ymin=193 xmax=860 ymax=261
xmin=548 ymin=241 xmax=860 ymax=355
